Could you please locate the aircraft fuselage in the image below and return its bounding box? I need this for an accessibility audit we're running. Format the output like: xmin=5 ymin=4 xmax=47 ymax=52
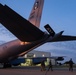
xmin=0 ymin=33 xmax=49 ymax=62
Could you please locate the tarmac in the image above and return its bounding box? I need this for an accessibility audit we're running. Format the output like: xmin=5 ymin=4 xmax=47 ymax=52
xmin=0 ymin=66 xmax=76 ymax=75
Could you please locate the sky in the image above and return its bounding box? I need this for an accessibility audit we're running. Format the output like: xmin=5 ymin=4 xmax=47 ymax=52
xmin=0 ymin=0 xmax=76 ymax=63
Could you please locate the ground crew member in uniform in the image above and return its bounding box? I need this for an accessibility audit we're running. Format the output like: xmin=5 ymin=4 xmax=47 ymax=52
xmin=41 ymin=60 xmax=46 ymax=71
xmin=47 ymin=59 xmax=53 ymax=71
xmin=69 ymin=58 xmax=74 ymax=71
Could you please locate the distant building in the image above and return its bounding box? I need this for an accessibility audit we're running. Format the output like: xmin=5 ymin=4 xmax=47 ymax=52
xmin=21 ymin=50 xmax=51 ymax=66
xmin=21 ymin=50 xmax=64 ymax=66
xmin=24 ymin=50 xmax=51 ymax=58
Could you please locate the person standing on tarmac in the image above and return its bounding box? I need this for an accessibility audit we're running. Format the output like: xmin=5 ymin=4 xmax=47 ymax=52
xmin=47 ymin=59 xmax=53 ymax=71
xmin=68 ymin=58 xmax=74 ymax=71
xmin=41 ymin=60 xmax=46 ymax=71
xmin=45 ymin=60 xmax=53 ymax=75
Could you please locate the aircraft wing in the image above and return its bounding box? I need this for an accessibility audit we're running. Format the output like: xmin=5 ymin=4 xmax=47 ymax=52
xmin=0 ymin=4 xmax=44 ymax=42
xmin=51 ymin=35 xmax=76 ymax=42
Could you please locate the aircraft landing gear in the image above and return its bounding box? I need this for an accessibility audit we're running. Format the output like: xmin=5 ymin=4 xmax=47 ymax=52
xmin=3 ymin=63 xmax=12 ymax=68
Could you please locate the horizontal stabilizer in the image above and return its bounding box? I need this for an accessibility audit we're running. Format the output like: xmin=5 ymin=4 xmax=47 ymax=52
xmin=44 ymin=24 xmax=55 ymax=36
xmin=50 ymin=35 xmax=76 ymax=42
xmin=0 ymin=4 xmax=44 ymax=42
xmin=56 ymin=35 xmax=76 ymax=41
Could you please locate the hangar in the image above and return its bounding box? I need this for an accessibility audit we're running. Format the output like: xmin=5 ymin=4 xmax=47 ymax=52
xmin=21 ymin=50 xmax=64 ymax=66
xmin=21 ymin=50 xmax=51 ymax=66
xmin=24 ymin=50 xmax=51 ymax=58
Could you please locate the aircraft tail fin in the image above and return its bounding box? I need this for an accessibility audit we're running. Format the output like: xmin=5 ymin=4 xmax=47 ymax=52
xmin=28 ymin=0 xmax=44 ymax=28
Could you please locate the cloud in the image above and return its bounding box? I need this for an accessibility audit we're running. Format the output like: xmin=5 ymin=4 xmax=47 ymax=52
xmin=36 ymin=42 xmax=76 ymax=63
xmin=0 ymin=24 xmax=17 ymax=42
